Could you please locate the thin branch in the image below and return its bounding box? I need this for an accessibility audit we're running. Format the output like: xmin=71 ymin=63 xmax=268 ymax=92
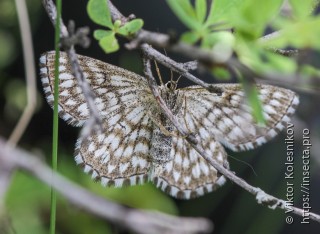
xmin=270 ymin=48 xmax=299 ymax=57
xmin=0 ymin=138 xmax=213 ymax=234
xmin=8 ymin=0 xmax=37 ymax=147
xmin=141 ymin=46 xmax=320 ymax=224
xmin=42 ymin=0 xmax=103 ymax=135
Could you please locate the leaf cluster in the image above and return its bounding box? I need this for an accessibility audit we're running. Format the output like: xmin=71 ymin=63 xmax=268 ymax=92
xmin=87 ymin=0 xmax=143 ymax=53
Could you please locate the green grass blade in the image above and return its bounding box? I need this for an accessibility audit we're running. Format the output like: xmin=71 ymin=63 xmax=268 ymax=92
xmin=50 ymin=0 xmax=61 ymax=233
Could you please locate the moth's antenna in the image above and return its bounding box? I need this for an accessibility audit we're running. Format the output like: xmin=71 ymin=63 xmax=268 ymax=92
xmin=176 ymin=74 xmax=182 ymax=83
xmin=170 ymin=69 xmax=174 ymax=83
xmin=162 ymin=48 xmax=174 ymax=84
xmin=163 ymin=48 xmax=181 ymax=85
xmin=154 ymin=60 xmax=164 ymax=86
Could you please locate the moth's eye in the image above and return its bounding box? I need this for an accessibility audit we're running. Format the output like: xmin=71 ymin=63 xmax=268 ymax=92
xmin=165 ymin=81 xmax=176 ymax=90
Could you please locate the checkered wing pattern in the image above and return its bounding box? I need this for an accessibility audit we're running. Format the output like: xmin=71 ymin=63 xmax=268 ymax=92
xmin=40 ymin=51 xmax=153 ymax=127
xmin=75 ymin=115 xmax=153 ymax=187
xmin=150 ymin=83 xmax=298 ymax=198
xmin=177 ymin=84 xmax=299 ymax=152
xmin=151 ymin=131 xmax=228 ymax=199
xmin=40 ymin=51 xmax=155 ymax=185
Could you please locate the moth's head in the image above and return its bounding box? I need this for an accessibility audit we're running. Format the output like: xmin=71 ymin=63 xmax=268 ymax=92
xmin=164 ymin=81 xmax=177 ymax=92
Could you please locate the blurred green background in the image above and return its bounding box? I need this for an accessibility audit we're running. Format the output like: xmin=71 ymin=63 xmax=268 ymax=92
xmin=0 ymin=0 xmax=320 ymax=233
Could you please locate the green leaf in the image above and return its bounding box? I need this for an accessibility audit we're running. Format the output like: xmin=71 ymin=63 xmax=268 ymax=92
xmin=180 ymin=31 xmax=201 ymax=44
xmin=249 ymin=92 xmax=265 ymax=125
xmin=289 ymin=0 xmax=317 ymax=19
xmin=243 ymin=81 xmax=266 ymax=125
xmin=117 ymin=19 xmax=144 ymax=36
xmin=93 ymin=29 xmax=112 ymax=40
xmin=261 ymin=17 xmax=320 ymax=50
xmin=206 ymin=0 xmax=244 ymax=26
xmin=202 ymin=31 xmax=235 ymax=48
xmin=301 ymin=64 xmax=320 ymax=77
xmin=166 ymin=0 xmax=201 ymax=30
xmin=113 ymin=20 xmax=122 ymax=29
xmin=211 ymin=67 xmax=231 ymax=80
xmin=202 ymin=32 xmax=234 ymax=63
xmin=195 ymin=0 xmax=207 ymax=23
xmin=235 ymin=38 xmax=261 ymax=68
xmin=230 ymin=0 xmax=283 ymax=39
xmin=6 ymin=172 xmax=51 ymax=234
xmin=240 ymin=0 xmax=283 ymax=24
xmin=99 ymin=32 xmax=119 ymax=53
xmin=87 ymin=0 xmax=113 ymax=29
xmin=263 ymin=52 xmax=297 ymax=73
xmin=236 ymin=39 xmax=297 ymax=74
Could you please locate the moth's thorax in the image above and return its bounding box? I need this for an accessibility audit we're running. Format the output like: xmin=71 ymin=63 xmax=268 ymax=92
xmin=159 ymin=81 xmax=180 ymax=112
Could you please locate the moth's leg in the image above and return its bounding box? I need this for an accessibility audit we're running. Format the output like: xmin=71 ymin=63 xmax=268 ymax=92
xmin=153 ymin=60 xmax=164 ymax=86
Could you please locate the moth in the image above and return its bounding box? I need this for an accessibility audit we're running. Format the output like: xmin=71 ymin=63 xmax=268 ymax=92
xmin=40 ymin=51 xmax=299 ymax=199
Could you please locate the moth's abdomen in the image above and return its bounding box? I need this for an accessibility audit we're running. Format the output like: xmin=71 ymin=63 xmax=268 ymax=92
xmin=150 ymin=125 xmax=174 ymax=164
